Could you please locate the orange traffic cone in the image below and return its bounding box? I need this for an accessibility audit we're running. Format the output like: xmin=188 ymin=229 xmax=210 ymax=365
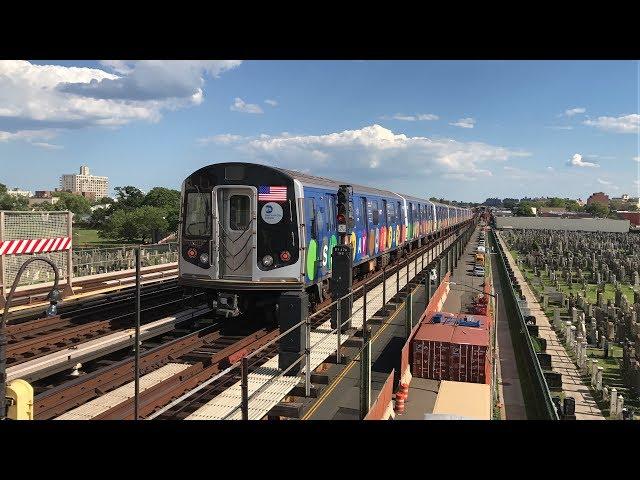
xmin=399 ymin=382 xmax=409 ymax=401
xmin=395 ymin=395 xmax=405 ymax=414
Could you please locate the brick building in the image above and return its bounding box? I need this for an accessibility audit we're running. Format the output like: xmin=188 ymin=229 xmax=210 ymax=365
xmin=587 ymin=192 xmax=609 ymax=206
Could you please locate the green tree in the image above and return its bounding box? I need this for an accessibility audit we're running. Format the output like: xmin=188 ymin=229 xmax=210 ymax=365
xmin=143 ymin=187 xmax=181 ymax=233
xmin=143 ymin=187 xmax=180 ymax=209
xmin=99 ymin=206 xmax=168 ymax=243
xmin=513 ymin=204 xmax=535 ymax=217
xmin=133 ymin=206 xmax=169 ymax=243
xmin=585 ymin=202 xmax=609 ymax=218
xmin=32 ymin=201 xmax=58 ymax=212
xmin=99 ymin=209 xmax=136 ymax=241
xmin=565 ymin=200 xmax=583 ymax=212
xmin=114 ymin=186 xmax=145 ymax=211
xmin=87 ymin=207 xmax=109 ymax=228
xmin=546 ymin=197 xmax=565 ymax=207
xmin=503 ymin=198 xmax=519 ymax=210
xmin=54 ymin=192 xmax=92 ymax=215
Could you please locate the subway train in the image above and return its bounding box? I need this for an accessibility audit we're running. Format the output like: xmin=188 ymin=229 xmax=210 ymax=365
xmin=178 ymin=162 xmax=472 ymax=318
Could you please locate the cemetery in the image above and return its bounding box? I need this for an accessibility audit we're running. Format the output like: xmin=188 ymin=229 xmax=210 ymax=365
xmin=502 ymin=229 xmax=640 ymax=419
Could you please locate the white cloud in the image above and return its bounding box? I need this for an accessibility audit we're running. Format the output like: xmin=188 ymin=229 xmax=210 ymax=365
xmin=567 ymin=153 xmax=599 ymax=168
xmin=0 ymin=60 xmax=241 ymax=141
xmin=584 ymin=114 xmax=639 ymax=133
xmin=383 ymin=113 xmax=439 ymax=121
xmin=449 ymin=117 xmax=475 ymax=129
xmin=633 ymin=156 xmax=640 ymax=162
xmin=546 ymin=166 xmax=554 ymax=171
xmin=31 ymin=142 xmax=63 ymax=150
xmin=230 ymin=97 xmax=263 ymax=114
xmin=264 ymin=99 xmax=278 ymax=107
xmin=564 ymin=107 xmax=586 ymax=116
xmin=225 ymin=124 xmax=528 ymax=183
xmin=547 ymin=125 xmax=573 ymax=130
xmin=198 ymin=133 xmax=246 ymax=145
xmin=597 ymin=178 xmax=612 ymax=185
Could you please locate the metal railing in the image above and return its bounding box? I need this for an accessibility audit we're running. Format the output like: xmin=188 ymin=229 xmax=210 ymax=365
xmin=491 ymin=229 xmax=559 ymax=420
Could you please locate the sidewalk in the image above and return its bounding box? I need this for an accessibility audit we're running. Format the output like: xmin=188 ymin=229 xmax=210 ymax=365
xmin=497 ymin=232 xmax=604 ymax=420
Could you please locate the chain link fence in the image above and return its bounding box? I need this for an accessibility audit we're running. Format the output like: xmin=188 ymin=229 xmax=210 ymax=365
xmin=1 ymin=211 xmax=72 ymax=290
xmin=73 ymin=243 xmax=178 ymax=277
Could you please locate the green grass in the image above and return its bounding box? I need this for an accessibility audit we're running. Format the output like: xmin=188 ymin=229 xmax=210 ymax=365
xmin=581 ymin=346 xmax=640 ymax=418
xmin=509 ymin=249 xmax=637 ymax=306
xmin=73 ymin=228 xmax=137 ymax=247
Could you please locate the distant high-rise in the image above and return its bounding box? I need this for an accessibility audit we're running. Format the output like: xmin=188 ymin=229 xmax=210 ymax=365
xmin=60 ymin=165 xmax=109 ymax=200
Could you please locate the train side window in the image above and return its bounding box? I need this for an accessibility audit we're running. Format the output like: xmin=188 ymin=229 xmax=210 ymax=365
xmin=325 ymin=194 xmax=335 ymax=233
xmin=382 ymin=199 xmax=388 ymax=226
xmin=305 ymin=198 xmax=318 ymax=239
xmin=316 ymin=199 xmax=326 ymax=235
xmin=388 ymin=202 xmax=395 ymax=223
xmin=362 ymin=198 xmax=368 ymax=229
xmin=371 ymin=200 xmax=379 ymax=226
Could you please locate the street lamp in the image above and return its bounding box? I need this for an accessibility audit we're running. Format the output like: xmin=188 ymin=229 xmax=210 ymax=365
xmin=1 ymin=257 xmax=60 ymax=420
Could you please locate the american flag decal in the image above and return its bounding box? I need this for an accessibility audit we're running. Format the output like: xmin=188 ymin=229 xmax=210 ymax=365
xmin=258 ymin=185 xmax=287 ymax=202
xmin=0 ymin=237 xmax=72 ymax=256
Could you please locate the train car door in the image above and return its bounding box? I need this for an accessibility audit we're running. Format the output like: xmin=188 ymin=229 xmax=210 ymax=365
xmin=324 ymin=194 xmax=338 ymax=271
xmin=361 ymin=197 xmax=368 ymax=259
xmin=381 ymin=199 xmax=388 ymax=251
xmin=304 ymin=196 xmax=320 ymax=282
xmin=397 ymin=201 xmax=404 ymax=244
xmin=214 ymin=186 xmax=256 ymax=280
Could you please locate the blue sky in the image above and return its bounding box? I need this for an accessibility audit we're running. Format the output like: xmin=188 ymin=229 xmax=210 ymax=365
xmin=1 ymin=60 xmax=638 ymax=202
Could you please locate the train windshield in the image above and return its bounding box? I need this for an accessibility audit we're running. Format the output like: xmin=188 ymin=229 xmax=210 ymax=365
xmin=184 ymin=192 xmax=211 ymax=237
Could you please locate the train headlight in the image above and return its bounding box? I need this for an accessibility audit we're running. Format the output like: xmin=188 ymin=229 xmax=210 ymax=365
xmin=199 ymin=253 xmax=209 ymax=264
xmin=262 ymin=255 xmax=274 ymax=267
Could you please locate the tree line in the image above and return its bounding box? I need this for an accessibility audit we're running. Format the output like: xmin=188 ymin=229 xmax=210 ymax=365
xmin=484 ymin=196 xmax=637 ymax=218
xmin=0 ymin=183 xmax=181 ymax=243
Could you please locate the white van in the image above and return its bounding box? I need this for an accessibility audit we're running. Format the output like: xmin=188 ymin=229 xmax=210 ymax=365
xmin=476 ymin=245 xmax=486 ymax=253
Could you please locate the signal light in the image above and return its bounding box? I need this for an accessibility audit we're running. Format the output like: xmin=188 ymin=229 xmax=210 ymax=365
xmin=337 ymin=213 xmax=346 ymax=224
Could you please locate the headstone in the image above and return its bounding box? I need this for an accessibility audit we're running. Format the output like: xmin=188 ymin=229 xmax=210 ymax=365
xmin=617 ymin=396 xmax=624 ymax=419
xmin=610 ymin=388 xmax=618 ymax=416
xmin=596 ymin=366 xmax=603 ymax=391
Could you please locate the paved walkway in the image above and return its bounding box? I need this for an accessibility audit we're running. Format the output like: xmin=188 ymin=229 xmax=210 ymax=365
xmin=497 ymin=232 xmax=604 ymax=420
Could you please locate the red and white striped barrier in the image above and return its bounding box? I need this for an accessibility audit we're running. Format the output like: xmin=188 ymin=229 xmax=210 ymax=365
xmin=0 ymin=237 xmax=72 ymax=256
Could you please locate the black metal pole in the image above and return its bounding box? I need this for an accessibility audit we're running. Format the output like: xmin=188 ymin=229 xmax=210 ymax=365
xmin=134 ymin=247 xmax=141 ymax=420
xmin=382 ymin=267 xmax=386 ymax=311
xmin=362 ymin=280 xmax=368 ymax=333
xmin=359 ymin=325 xmax=371 ymax=420
xmin=241 ymin=356 xmax=249 ymax=420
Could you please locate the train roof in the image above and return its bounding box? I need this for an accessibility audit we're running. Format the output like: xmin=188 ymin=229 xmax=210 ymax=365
xmin=278 ymin=167 xmax=463 ymax=209
xmin=276 ymin=167 xmax=403 ymax=199
xmin=186 ymin=162 xmax=469 ymax=211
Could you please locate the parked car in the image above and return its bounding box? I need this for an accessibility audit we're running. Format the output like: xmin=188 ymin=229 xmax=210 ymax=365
xmin=472 ymin=266 xmax=485 ymax=277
